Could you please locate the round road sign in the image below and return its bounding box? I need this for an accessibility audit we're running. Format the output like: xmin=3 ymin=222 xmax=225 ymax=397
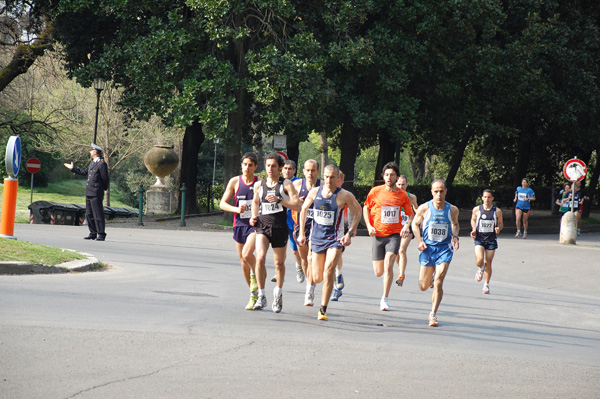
xmin=5 ymin=135 xmax=21 ymax=177
xmin=563 ymin=158 xmax=587 ymax=182
xmin=26 ymin=158 xmax=41 ymax=174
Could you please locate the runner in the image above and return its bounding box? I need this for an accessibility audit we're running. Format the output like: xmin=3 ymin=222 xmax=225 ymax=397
xmin=270 ymin=160 xmax=304 ymax=284
xmin=412 ymin=179 xmax=460 ymax=327
xmin=571 ymin=181 xmax=590 ymax=236
xmin=513 ymin=178 xmax=535 ymax=239
xmin=296 ymin=164 xmax=362 ymax=320
xmin=470 ymin=189 xmax=503 ymax=295
xmin=555 ymin=182 xmax=571 ymax=215
xmin=292 ymin=160 xmax=321 ymax=306
xmin=250 ymin=153 xmax=301 ymax=313
xmin=363 ymin=162 xmax=413 ymax=311
xmin=395 ymin=175 xmax=418 ymax=287
xmin=330 ymin=170 xmax=360 ymax=302
xmin=219 ymin=152 xmax=260 ymax=310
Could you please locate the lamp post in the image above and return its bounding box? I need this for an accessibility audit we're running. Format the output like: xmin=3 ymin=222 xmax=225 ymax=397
xmin=212 ymin=138 xmax=220 ymax=186
xmin=92 ymin=78 xmax=106 ymax=144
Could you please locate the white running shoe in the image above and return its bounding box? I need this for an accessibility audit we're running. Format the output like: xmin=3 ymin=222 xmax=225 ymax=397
xmin=253 ymin=295 xmax=267 ymax=310
xmin=428 ymin=312 xmax=438 ymax=327
xmin=483 ymin=285 xmax=490 ymax=294
xmin=380 ymin=297 xmax=390 ymax=311
xmin=272 ymin=289 xmax=283 ymax=313
xmin=475 ymin=267 xmax=484 ymax=282
xmin=335 ymin=274 xmax=345 ymax=290
xmin=304 ymin=290 xmax=314 ymax=306
xmin=296 ymin=267 xmax=305 ymax=283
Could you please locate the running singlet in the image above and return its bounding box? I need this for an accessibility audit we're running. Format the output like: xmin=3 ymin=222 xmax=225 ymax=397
xmin=258 ymin=177 xmax=288 ymax=228
xmin=364 ymin=185 xmax=413 ymax=237
xmin=422 ymin=201 xmax=452 ymax=246
xmin=565 ymin=191 xmax=582 ymax=211
xmin=233 ymin=175 xmax=258 ymax=228
xmin=310 ymin=186 xmax=344 ymax=242
xmin=292 ymin=178 xmax=321 ymax=226
xmin=515 ymin=186 xmax=535 ymax=209
xmin=474 ymin=205 xmax=497 ymax=242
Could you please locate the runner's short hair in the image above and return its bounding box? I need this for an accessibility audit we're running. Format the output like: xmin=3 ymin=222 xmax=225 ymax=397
xmin=284 ymin=159 xmax=297 ymax=170
xmin=324 ymin=163 xmax=339 ymax=174
xmin=431 ymin=178 xmax=447 ymax=189
xmin=482 ymin=189 xmax=494 ymax=196
xmin=381 ymin=162 xmax=399 ymax=177
xmin=265 ymin=152 xmax=284 ymax=167
xmin=241 ymin=152 xmax=258 ymax=166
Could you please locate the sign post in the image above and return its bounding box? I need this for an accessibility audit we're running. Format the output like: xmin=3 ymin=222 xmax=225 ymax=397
xmin=1 ymin=136 xmax=21 ymax=239
xmin=26 ymin=158 xmax=41 ymax=204
xmin=559 ymin=157 xmax=587 ymax=245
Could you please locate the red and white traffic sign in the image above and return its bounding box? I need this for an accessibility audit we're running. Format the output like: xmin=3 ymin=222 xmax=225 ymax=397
xmin=25 ymin=158 xmax=41 ymax=174
xmin=563 ymin=158 xmax=587 ymax=182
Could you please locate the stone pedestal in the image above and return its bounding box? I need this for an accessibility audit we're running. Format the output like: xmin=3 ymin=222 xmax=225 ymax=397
xmin=146 ymin=186 xmax=176 ymax=215
xmin=559 ymin=211 xmax=577 ymax=244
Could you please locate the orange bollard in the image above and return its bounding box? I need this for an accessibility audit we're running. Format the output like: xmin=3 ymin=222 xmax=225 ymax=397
xmin=0 ymin=177 xmax=18 ymax=238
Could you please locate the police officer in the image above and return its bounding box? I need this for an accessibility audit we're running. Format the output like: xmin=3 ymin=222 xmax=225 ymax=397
xmin=64 ymin=143 xmax=110 ymax=241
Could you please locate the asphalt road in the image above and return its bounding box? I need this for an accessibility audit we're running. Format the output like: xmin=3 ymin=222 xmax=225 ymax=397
xmin=1 ymin=224 xmax=599 ymax=398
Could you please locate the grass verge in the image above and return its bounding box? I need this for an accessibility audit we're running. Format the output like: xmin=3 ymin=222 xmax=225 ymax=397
xmin=0 ymin=238 xmax=86 ymax=265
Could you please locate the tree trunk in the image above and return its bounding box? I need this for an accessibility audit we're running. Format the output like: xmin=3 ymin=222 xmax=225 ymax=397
xmin=445 ymin=130 xmax=473 ymax=188
xmin=583 ymin=149 xmax=599 ymax=219
xmin=514 ymin=128 xmax=532 ymax=188
xmin=177 ymin=121 xmax=204 ymax=215
xmin=409 ymin=151 xmax=426 ymax=184
xmin=374 ymin=130 xmax=396 ymax=183
xmin=0 ymin=26 xmax=52 ymax=92
xmin=286 ymin=141 xmax=299 ymax=167
xmin=319 ymin=133 xmax=329 ymax=175
xmin=339 ymin=117 xmax=360 ymax=191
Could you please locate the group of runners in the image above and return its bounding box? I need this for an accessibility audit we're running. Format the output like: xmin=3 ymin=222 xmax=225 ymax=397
xmin=555 ymin=180 xmax=589 ymax=235
xmin=220 ymin=152 xmax=505 ymax=327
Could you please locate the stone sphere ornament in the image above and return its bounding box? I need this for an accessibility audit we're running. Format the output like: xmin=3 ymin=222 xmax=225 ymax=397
xmin=144 ymin=145 xmax=179 ymax=187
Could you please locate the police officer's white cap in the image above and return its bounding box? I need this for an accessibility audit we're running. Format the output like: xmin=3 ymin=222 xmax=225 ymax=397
xmin=91 ymin=143 xmax=104 ymax=152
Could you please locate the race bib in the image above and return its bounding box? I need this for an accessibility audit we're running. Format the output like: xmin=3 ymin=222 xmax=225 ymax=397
xmin=314 ymin=209 xmax=334 ymax=226
xmin=306 ymin=208 xmax=314 ymax=219
xmin=517 ymin=193 xmax=528 ymax=201
xmin=572 ymin=200 xmax=579 ymax=208
xmin=401 ymin=209 xmax=409 ymax=225
xmin=429 ymin=222 xmax=449 ymax=242
xmin=381 ymin=206 xmax=400 ymax=224
xmin=261 ymin=202 xmax=284 ymax=215
xmin=478 ymin=219 xmax=494 ymax=233
xmin=239 ymin=200 xmax=252 ymax=219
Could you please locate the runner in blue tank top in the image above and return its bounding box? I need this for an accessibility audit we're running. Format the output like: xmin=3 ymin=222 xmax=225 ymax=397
xmin=292 ymin=159 xmax=321 ymax=306
xmin=512 ymin=178 xmax=536 ymax=238
xmin=297 ymin=164 xmax=362 ymax=321
xmin=250 ymin=153 xmax=301 ymax=313
xmin=412 ymin=179 xmax=460 ymax=327
xmin=470 ymin=189 xmax=504 ymax=295
xmin=219 ymin=152 xmax=261 ymax=310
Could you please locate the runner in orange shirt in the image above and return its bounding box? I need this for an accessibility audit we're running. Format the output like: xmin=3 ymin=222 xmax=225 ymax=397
xmin=363 ymin=162 xmax=413 ymax=311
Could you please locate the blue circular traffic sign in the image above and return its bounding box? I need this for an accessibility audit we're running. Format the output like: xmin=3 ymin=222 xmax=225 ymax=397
xmin=5 ymin=135 xmax=21 ymax=177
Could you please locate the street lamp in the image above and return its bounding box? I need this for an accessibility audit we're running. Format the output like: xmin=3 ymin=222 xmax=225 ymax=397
xmin=212 ymin=138 xmax=220 ymax=186
xmin=92 ymin=77 xmax=106 ymax=144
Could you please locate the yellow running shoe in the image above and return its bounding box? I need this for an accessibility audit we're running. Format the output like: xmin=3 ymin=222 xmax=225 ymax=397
xmin=250 ymin=274 xmax=258 ymax=293
xmin=318 ymin=310 xmax=328 ymax=321
xmin=245 ymin=295 xmax=258 ymax=310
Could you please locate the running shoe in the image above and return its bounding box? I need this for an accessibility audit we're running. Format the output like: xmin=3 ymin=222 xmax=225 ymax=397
xmin=296 ymin=266 xmax=305 ymax=283
xmin=380 ymin=297 xmax=390 ymax=311
xmin=330 ymin=288 xmax=343 ymax=301
xmin=304 ymin=290 xmax=314 ymax=306
xmin=475 ymin=267 xmax=484 ymax=282
xmin=577 ymin=229 xmax=581 ymax=236
xmin=428 ymin=312 xmax=438 ymax=327
xmin=523 ymin=232 xmax=528 ymax=239
xmin=483 ymin=285 xmax=490 ymax=295
xmin=253 ymin=295 xmax=267 ymax=310
xmin=318 ymin=309 xmax=328 ymax=321
xmin=514 ymin=230 xmax=521 ymax=238
xmin=250 ymin=274 xmax=258 ymax=293
xmin=245 ymin=295 xmax=258 ymax=310
xmin=271 ymin=275 xmax=277 ymax=283
xmin=396 ymin=275 xmax=405 ymax=287
xmin=272 ymin=289 xmax=283 ymax=313
xmin=335 ymin=274 xmax=345 ymax=290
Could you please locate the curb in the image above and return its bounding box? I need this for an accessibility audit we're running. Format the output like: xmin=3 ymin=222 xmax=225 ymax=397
xmin=0 ymin=251 xmax=101 ymax=275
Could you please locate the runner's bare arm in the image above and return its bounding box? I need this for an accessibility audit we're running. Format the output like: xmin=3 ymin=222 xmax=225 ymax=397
xmin=297 ymin=188 xmax=317 ymax=246
xmin=340 ymin=191 xmax=362 ymax=245
xmin=249 ymin=180 xmax=261 ymax=226
xmin=470 ymin=206 xmax=478 ymax=239
xmin=412 ymin=204 xmax=427 ymax=250
xmin=495 ymin=207 xmax=504 ymax=234
xmin=281 ymin=179 xmax=301 ymax=212
xmin=219 ymin=177 xmax=241 ymax=214
xmin=363 ymin=205 xmax=376 ymax=236
xmin=451 ymin=205 xmax=460 ymax=251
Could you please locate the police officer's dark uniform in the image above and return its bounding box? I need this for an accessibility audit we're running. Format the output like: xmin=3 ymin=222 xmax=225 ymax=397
xmin=70 ymin=144 xmax=110 ymax=241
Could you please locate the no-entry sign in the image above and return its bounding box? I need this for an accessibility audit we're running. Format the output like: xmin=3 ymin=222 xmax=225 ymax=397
xmin=26 ymin=158 xmax=41 ymax=174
